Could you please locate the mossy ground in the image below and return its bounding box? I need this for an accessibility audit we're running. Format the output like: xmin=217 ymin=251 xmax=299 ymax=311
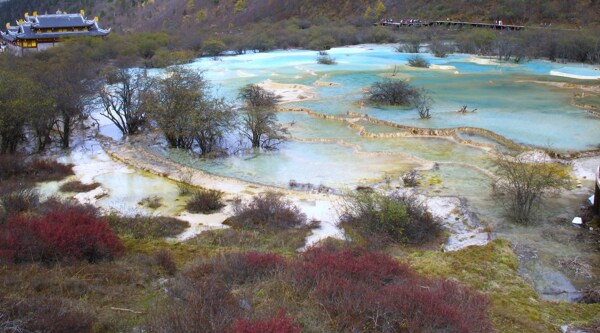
xmin=2 ymin=229 xmax=598 ymax=332
xmin=407 ymin=239 xmax=600 ymax=333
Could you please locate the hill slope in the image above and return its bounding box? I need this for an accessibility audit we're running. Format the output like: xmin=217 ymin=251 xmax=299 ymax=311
xmin=1 ymin=0 xmax=599 ymax=33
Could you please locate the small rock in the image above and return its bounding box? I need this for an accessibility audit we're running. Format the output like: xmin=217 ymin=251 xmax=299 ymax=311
xmin=572 ymin=217 xmax=583 ymax=225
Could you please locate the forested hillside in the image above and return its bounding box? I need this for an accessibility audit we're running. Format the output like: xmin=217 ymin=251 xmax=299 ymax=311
xmin=1 ymin=0 xmax=599 ymax=33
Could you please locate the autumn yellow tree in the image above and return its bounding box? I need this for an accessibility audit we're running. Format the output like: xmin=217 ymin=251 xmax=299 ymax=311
xmin=364 ymin=6 xmax=373 ymax=19
xmin=374 ymin=0 xmax=386 ymax=19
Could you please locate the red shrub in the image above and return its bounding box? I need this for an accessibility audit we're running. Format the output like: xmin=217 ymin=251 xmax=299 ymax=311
xmin=26 ymin=159 xmax=74 ymax=182
xmin=185 ymin=252 xmax=287 ymax=285
xmin=149 ymin=280 xmax=242 ymax=333
xmin=244 ymin=252 xmax=286 ymax=272
xmin=0 ymin=208 xmax=123 ymax=263
xmin=292 ymin=247 xmax=492 ymax=333
xmin=294 ymin=247 xmax=413 ymax=288
xmin=154 ymin=248 xmax=177 ymax=275
xmin=230 ymin=311 xmax=300 ymax=333
xmin=370 ymin=281 xmax=491 ymax=333
xmin=0 ymin=153 xmax=25 ymax=180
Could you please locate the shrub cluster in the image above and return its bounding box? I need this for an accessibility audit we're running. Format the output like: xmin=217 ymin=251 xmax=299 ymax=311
xmin=0 ymin=184 xmax=40 ymax=222
xmin=26 ymin=159 xmax=75 ymax=182
xmin=429 ymin=39 xmax=454 ymax=58
xmin=366 ymin=79 xmax=420 ymax=106
xmin=0 ymin=154 xmax=25 ymax=180
xmin=138 ymin=195 xmax=163 ymax=209
xmin=185 ymin=188 xmax=226 ymax=214
xmin=229 ymin=311 xmax=300 ymax=333
xmin=191 ymin=227 xmax=311 ymax=253
xmin=338 ymin=191 xmax=442 ymax=246
xmin=0 ymin=296 xmax=95 ymax=333
xmin=150 ymin=246 xmax=491 ymax=333
xmin=107 ymin=214 xmax=189 ymax=239
xmin=0 ymin=208 xmax=124 ymax=263
xmin=292 ymin=247 xmax=491 ymax=332
xmin=149 ymin=251 xmax=287 ymax=333
xmin=316 ymin=51 xmax=337 ymax=65
xmin=153 ymin=248 xmax=178 ymax=275
xmin=0 ymin=154 xmax=74 ymax=183
xmin=578 ymin=287 xmax=600 ymax=304
xmin=59 ymin=181 xmax=100 ymax=193
xmin=228 ymin=191 xmax=307 ymax=229
xmin=407 ymin=54 xmax=430 ymax=68
xmin=184 ymin=252 xmax=286 ymax=286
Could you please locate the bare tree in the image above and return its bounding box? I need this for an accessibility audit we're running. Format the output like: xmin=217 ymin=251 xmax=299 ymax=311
xmin=98 ymin=68 xmax=154 ymax=135
xmin=238 ymin=84 xmax=288 ymax=149
xmin=492 ymin=155 xmax=572 ymax=224
xmin=192 ymin=97 xmax=235 ymax=156
xmin=147 ymin=67 xmax=234 ymax=156
xmin=429 ymin=38 xmax=454 ymax=58
xmin=396 ymin=35 xmax=422 ymax=53
xmin=412 ymin=88 xmax=433 ymax=119
xmin=147 ymin=67 xmax=206 ymax=149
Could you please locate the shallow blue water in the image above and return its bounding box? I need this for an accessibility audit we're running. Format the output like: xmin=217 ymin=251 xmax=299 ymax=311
xmin=147 ymin=45 xmax=600 ymax=187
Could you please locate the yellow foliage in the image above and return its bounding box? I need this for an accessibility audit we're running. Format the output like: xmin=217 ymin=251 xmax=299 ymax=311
xmin=234 ymin=0 xmax=246 ymax=14
xmin=363 ymin=5 xmax=373 ymax=19
xmin=196 ymin=9 xmax=206 ymax=22
xmin=374 ymin=0 xmax=386 ymax=19
xmin=187 ymin=0 xmax=195 ymax=11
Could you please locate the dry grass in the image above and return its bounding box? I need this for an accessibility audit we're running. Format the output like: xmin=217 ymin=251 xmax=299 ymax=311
xmin=228 ymin=191 xmax=308 ymax=230
xmin=185 ymin=189 xmax=225 ymax=214
xmin=0 ymin=252 xmax=168 ymax=332
xmin=0 ymin=154 xmax=74 ymax=184
xmin=59 ymin=181 xmax=101 ymax=193
xmin=107 ymin=214 xmax=189 ymax=239
xmin=189 ymin=227 xmax=311 ymax=253
xmin=138 ymin=196 xmax=163 ymax=209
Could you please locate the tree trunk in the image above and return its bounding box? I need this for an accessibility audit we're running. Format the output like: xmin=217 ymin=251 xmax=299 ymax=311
xmin=252 ymin=132 xmax=261 ymax=148
xmin=62 ymin=114 xmax=71 ymax=148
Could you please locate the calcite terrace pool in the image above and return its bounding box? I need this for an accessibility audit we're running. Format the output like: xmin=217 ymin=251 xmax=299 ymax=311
xmin=97 ymin=44 xmax=600 ymax=301
xmin=149 ymin=44 xmax=600 ymax=188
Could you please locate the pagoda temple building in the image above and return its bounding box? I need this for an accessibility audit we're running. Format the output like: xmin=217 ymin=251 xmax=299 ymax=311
xmin=1 ymin=11 xmax=110 ymax=55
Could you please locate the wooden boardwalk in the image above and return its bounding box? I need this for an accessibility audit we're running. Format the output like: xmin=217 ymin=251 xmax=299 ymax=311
xmin=377 ymin=20 xmax=525 ymax=31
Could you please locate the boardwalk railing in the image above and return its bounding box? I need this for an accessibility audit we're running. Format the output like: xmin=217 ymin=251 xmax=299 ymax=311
xmin=377 ymin=20 xmax=525 ymax=31
xmin=595 ymin=165 xmax=600 ymax=216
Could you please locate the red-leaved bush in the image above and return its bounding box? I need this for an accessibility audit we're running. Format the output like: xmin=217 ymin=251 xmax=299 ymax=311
xmin=295 ymin=247 xmax=414 ymax=287
xmin=229 ymin=311 xmax=300 ymax=333
xmin=151 ymin=247 xmax=491 ymax=333
xmin=0 ymin=209 xmax=124 ymax=263
xmin=292 ymin=246 xmax=492 ymax=333
xmin=184 ymin=252 xmax=286 ymax=286
xmin=244 ymin=252 xmax=286 ymax=273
